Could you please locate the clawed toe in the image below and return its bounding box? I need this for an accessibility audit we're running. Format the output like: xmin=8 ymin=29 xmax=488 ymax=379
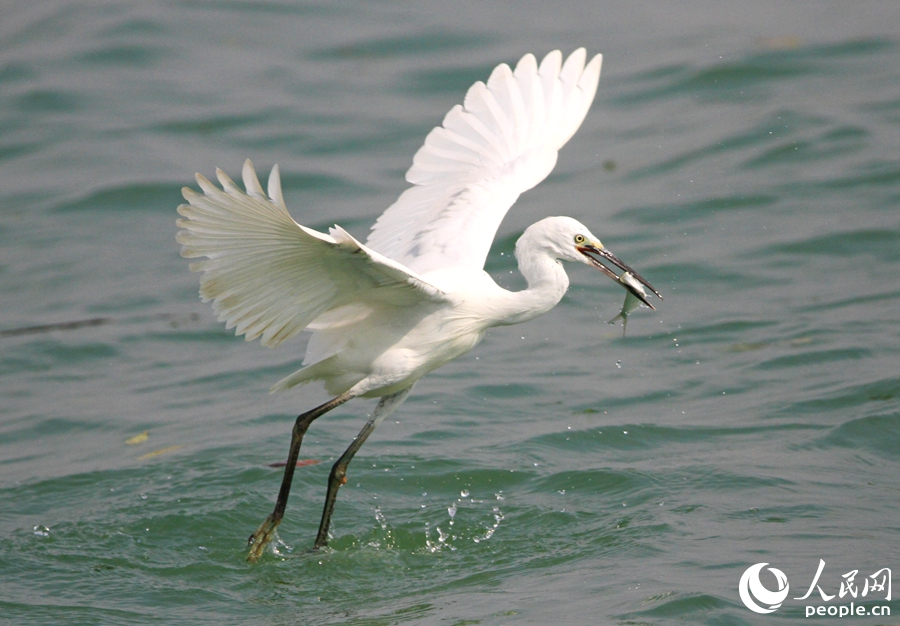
xmin=246 ymin=515 xmax=280 ymax=563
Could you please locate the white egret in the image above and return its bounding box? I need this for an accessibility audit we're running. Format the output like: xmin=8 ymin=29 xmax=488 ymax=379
xmin=176 ymin=49 xmax=661 ymax=562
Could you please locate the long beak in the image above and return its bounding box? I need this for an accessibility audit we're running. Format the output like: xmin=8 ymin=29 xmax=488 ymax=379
xmin=577 ymin=244 xmax=663 ymax=307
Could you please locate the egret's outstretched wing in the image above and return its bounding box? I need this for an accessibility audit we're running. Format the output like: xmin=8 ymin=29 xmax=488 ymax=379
xmin=366 ymin=49 xmax=602 ymax=275
xmin=176 ymin=160 xmax=446 ymax=348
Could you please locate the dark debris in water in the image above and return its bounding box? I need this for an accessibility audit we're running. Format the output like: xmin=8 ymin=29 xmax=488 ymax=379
xmin=0 ymin=317 xmax=110 ymax=337
xmin=268 ymin=459 xmax=321 ymax=468
xmin=0 ymin=313 xmax=203 ymax=338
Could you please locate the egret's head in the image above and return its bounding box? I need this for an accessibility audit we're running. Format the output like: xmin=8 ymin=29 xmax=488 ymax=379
xmin=519 ymin=216 xmax=661 ymax=308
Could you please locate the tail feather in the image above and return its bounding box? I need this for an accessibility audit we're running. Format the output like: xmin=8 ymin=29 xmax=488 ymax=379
xmin=269 ymin=358 xmax=331 ymax=393
xmin=269 ymin=355 xmax=365 ymax=395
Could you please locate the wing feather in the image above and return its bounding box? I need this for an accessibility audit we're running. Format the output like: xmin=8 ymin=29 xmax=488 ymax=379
xmin=366 ymin=49 xmax=602 ymax=274
xmin=177 ymin=160 xmax=446 ymax=348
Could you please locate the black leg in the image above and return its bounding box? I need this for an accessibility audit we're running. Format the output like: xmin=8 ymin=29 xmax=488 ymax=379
xmin=313 ymin=387 xmax=412 ymax=549
xmin=247 ymin=391 xmax=354 ymax=562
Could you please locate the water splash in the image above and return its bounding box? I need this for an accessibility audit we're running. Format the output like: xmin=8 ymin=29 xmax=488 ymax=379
xmin=474 ymin=506 xmax=505 ymax=543
xmin=270 ymin=534 xmax=292 ymax=557
xmin=374 ymin=506 xmax=387 ymax=530
xmin=425 ymin=523 xmax=455 ymax=553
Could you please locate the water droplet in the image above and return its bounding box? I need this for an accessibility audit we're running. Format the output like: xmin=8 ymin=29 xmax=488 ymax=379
xmin=460 ymin=489 xmax=469 ymax=498
xmin=374 ymin=506 xmax=387 ymax=529
xmin=447 ymin=502 xmax=457 ymax=519
xmin=33 ymin=525 xmax=50 ymax=537
xmin=616 ymin=360 xmax=622 ymax=369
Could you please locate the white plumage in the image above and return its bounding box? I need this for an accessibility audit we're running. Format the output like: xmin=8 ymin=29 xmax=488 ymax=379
xmin=367 ymin=48 xmax=601 ymax=274
xmin=178 ymin=165 xmax=445 ymax=349
xmin=175 ymin=49 xmax=659 ymax=558
xmin=177 ymin=49 xmax=608 ymax=395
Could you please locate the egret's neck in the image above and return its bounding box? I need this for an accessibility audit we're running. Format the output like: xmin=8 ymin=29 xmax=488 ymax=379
xmin=492 ymin=245 xmax=569 ymax=326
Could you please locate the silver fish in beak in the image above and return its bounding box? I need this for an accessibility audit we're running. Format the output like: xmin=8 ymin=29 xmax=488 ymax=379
xmin=577 ymin=244 xmax=661 ymax=302
xmin=576 ymin=243 xmax=662 ymax=335
xmin=609 ymin=272 xmax=652 ymax=335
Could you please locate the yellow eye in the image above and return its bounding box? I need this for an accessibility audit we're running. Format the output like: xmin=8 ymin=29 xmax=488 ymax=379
xmin=574 ymin=234 xmax=586 ymax=244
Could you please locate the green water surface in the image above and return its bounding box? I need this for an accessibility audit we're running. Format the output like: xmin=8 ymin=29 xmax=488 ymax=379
xmin=2 ymin=2 xmax=899 ymax=624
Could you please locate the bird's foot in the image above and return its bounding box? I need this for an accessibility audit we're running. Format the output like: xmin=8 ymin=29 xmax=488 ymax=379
xmin=246 ymin=514 xmax=280 ymax=563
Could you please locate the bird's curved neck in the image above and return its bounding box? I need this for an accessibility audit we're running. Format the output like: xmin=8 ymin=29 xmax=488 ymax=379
xmin=494 ymin=249 xmax=569 ymax=326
